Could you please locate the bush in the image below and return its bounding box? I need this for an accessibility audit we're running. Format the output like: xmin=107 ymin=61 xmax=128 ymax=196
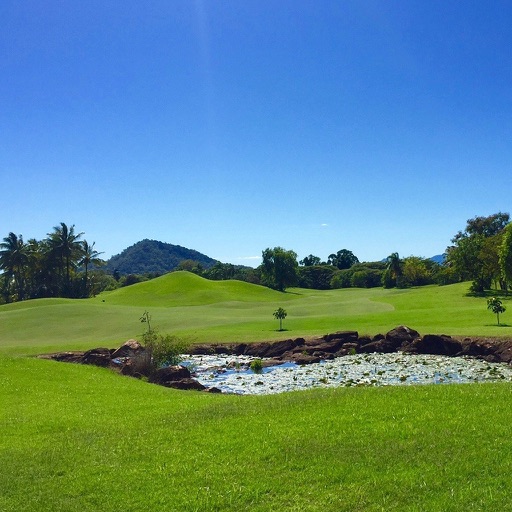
xmin=331 ymin=269 xmax=353 ymax=288
xmin=351 ymin=269 xmax=383 ymax=288
xmin=250 ymin=359 xmax=263 ymax=374
xmin=134 ymin=311 xmax=189 ymax=376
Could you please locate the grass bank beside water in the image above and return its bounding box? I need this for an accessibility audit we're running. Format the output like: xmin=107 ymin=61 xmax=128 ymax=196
xmin=2 ymin=355 xmax=512 ymax=512
xmin=1 ymin=274 xmax=512 ymax=510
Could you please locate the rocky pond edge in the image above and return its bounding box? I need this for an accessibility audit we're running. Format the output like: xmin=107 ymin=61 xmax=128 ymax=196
xmin=39 ymin=326 xmax=512 ymax=393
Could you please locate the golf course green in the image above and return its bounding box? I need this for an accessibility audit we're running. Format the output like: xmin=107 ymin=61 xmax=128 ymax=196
xmin=1 ymin=273 xmax=511 ymax=511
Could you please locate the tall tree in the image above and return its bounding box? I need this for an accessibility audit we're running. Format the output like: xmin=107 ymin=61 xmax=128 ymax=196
xmin=47 ymin=223 xmax=84 ymax=296
xmin=327 ymin=249 xmax=359 ymax=270
xmin=299 ymin=254 xmax=321 ymax=267
xmin=79 ymin=241 xmax=104 ymax=297
xmin=447 ymin=212 xmax=510 ymax=293
xmin=0 ymin=232 xmax=28 ymax=301
xmin=385 ymin=252 xmax=402 ymax=287
xmin=500 ymin=223 xmax=512 ymax=293
xmin=260 ymin=247 xmax=298 ymax=291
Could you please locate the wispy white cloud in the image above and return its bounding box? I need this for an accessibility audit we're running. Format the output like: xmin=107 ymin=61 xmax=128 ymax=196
xmin=321 ymin=223 xmax=329 ymax=227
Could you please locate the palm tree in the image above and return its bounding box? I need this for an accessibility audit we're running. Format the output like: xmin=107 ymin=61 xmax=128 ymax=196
xmin=0 ymin=232 xmax=28 ymax=301
xmin=386 ymin=252 xmax=403 ymax=287
xmin=79 ymin=241 xmax=104 ymax=296
xmin=47 ymin=223 xmax=84 ymax=296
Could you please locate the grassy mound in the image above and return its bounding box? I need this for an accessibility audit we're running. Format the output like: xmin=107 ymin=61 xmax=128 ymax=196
xmin=0 ymin=279 xmax=510 ymax=355
xmin=95 ymin=271 xmax=292 ymax=306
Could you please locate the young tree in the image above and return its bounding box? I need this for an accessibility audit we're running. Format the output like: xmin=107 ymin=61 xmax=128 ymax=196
xmin=260 ymin=247 xmax=298 ymax=291
xmin=273 ymin=307 xmax=287 ymax=331
xmin=487 ymin=297 xmax=506 ymax=325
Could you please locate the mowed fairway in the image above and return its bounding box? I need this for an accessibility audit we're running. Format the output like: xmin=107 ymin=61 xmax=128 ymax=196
xmin=0 ymin=271 xmax=511 ymax=355
xmin=2 ymin=273 xmax=512 ymax=511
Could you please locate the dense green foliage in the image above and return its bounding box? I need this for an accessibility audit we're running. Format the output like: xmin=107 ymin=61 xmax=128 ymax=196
xmin=261 ymin=247 xmax=299 ymax=291
xmin=0 ymin=223 xmax=104 ymax=301
xmin=104 ymin=239 xmax=218 ymax=275
xmin=446 ymin=212 xmax=511 ymax=294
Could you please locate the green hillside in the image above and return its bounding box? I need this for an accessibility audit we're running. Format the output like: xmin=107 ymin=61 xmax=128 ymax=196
xmin=0 ymin=276 xmax=510 ymax=355
xmin=96 ymin=271 xmax=291 ymax=307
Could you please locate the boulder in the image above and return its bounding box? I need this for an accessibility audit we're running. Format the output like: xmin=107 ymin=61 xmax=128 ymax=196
xmin=289 ymin=353 xmax=322 ymax=365
xmin=406 ymin=334 xmax=462 ymax=356
xmin=265 ymin=338 xmax=303 ymax=358
xmin=244 ymin=342 xmax=271 ymax=357
xmin=164 ymin=378 xmax=206 ymax=391
xmin=46 ymin=351 xmax=84 ymax=363
xmin=359 ymin=339 xmax=395 ymax=353
xmin=322 ymin=331 xmax=358 ymax=343
xmin=149 ymin=365 xmax=191 ymax=385
xmin=111 ymin=339 xmax=145 ymax=359
xmin=385 ymin=326 xmax=420 ymax=349
xmin=82 ymin=348 xmax=112 ymax=367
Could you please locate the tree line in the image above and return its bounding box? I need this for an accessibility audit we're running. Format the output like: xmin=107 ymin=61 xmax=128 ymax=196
xmin=0 ymin=222 xmax=104 ymax=302
xmin=2 ymin=212 xmax=511 ymax=303
xmin=202 ymin=212 xmax=512 ymax=294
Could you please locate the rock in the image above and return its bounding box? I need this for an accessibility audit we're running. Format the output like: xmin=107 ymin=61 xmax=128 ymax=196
xmin=164 ymin=378 xmax=206 ymax=391
xmin=289 ymin=353 xmax=322 ymax=365
xmin=111 ymin=339 xmax=145 ymax=359
xmin=406 ymin=334 xmax=462 ymax=356
xmin=82 ymin=348 xmax=112 ymax=367
xmin=322 ymin=331 xmax=358 ymax=343
xmin=207 ymin=387 xmax=222 ymax=393
xmin=358 ymin=336 xmax=373 ymax=346
xmin=359 ymin=339 xmax=394 ymax=353
xmin=189 ymin=344 xmax=216 ymax=355
xmin=493 ymin=340 xmax=512 ymax=364
xmin=149 ymin=365 xmax=191 ymax=385
xmin=244 ymin=342 xmax=271 ymax=357
xmin=265 ymin=338 xmax=303 ymax=358
xmin=44 ymin=351 xmax=84 ymax=363
xmin=385 ymin=326 xmax=420 ymax=348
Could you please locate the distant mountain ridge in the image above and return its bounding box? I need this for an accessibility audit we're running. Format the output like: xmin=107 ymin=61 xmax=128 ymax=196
xmin=430 ymin=254 xmax=446 ymax=264
xmin=104 ymin=239 xmax=218 ymax=275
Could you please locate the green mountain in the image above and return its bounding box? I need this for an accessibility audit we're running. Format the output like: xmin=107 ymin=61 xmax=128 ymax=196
xmin=104 ymin=239 xmax=218 ymax=275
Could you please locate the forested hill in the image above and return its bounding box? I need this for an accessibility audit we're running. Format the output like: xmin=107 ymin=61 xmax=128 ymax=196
xmin=104 ymin=239 xmax=218 ymax=275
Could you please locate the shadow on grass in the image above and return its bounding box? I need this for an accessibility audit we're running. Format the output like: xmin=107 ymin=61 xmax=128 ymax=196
xmin=466 ymin=290 xmax=511 ymax=300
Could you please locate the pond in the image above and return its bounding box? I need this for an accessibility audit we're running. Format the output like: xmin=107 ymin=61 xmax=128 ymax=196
xmin=181 ymin=353 xmax=512 ymax=395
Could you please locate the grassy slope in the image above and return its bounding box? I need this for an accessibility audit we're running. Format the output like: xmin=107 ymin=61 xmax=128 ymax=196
xmin=2 ymin=355 xmax=512 ymax=511
xmin=2 ymin=274 xmax=512 ymax=510
xmin=0 ymin=273 xmax=511 ymax=355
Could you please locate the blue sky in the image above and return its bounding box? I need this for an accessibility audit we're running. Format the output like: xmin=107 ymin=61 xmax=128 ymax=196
xmin=1 ymin=1 xmax=511 ymax=266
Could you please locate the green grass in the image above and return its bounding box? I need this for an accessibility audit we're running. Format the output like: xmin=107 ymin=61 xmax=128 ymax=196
xmin=0 ymin=273 xmax=510 ymax=355
xmin=2 ymin=355 xmax=512 ymax=511
xmin=2 ymin=273 xmax=512 ymax=510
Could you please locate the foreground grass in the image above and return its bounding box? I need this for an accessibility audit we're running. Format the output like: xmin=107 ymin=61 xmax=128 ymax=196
xmin=2 ymin=355 xmax=512 ymax=511
xmin=0 ymin=274 xmax=511 ymax=355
